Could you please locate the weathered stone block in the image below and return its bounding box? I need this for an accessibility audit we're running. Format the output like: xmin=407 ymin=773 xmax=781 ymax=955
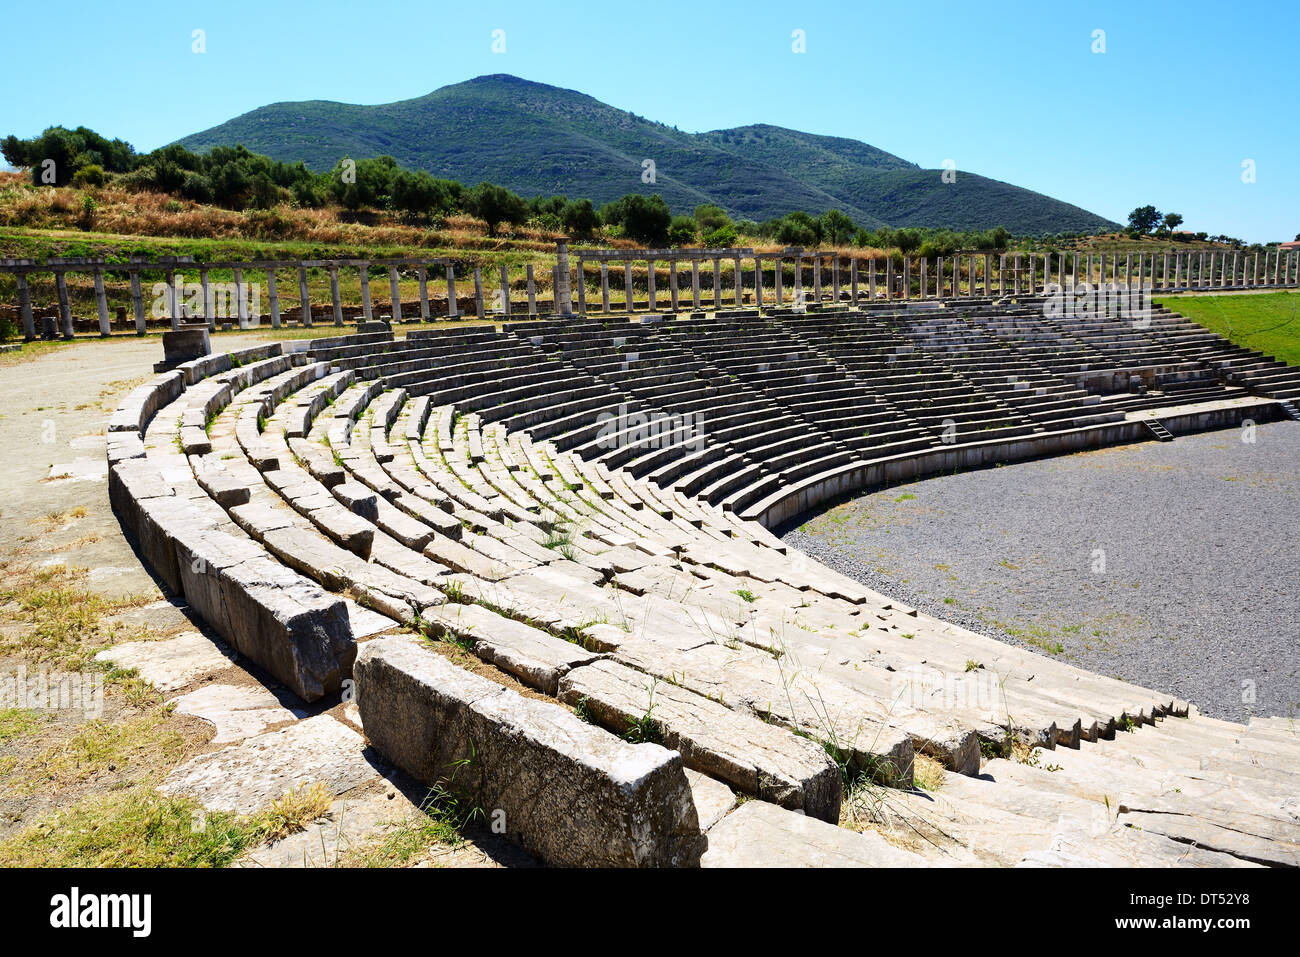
xmin=355 ymin=635 xmax=704 ymax=867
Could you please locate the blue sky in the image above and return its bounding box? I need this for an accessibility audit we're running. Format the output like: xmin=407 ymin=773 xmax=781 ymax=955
xmin=5 ymin=0 xmax=1296 ymax=243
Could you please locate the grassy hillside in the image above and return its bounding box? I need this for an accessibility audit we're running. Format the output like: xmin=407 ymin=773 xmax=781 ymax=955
xmin=177 ymin=74 xmax=1118 ymax=235
xmin=1156 ymin=292 xmax=1300 ymax=366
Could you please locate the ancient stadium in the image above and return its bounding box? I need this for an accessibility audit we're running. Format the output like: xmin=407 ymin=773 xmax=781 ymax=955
xmin=7 ymin=244 xmax=1286 ymax=868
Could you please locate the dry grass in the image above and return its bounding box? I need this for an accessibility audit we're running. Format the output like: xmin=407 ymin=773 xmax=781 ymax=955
xmin=0 ymin=559 xmax=153 ymax=669
xmin=0 ymin=172 xmax=559 ymax=253
xmin=258 ymin=781 xmax=334 ymax=843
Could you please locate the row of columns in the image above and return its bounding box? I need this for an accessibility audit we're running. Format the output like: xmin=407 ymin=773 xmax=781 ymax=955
xmin=5 ymin=245 xmax=1299 ymax=338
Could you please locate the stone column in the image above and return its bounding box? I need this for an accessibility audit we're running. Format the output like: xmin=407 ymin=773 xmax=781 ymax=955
xmin=1174 ymin=254 xmax=1182 ymax=288
xmin=624 ymin=261 xmax=634 ymax=313
xmin=647 ymin=259 xmax=656 ymax=311
xmin=969 ymin=255 xmax=978 ymax=296
xmin=198 ymin=268 xmax=212 ymax=331
xmin=55 ymin=271 xmax=73 ymax=339
xmin=712 ymin=257 xmax=721 ymax=311
xmin=998 ymin=253 xmax=1006 ymax=296
xmin=1011 ymin=255 xmax=1020 ymax=296
xmin=297 ymin=266 xmax=312 ymax=326
xmin=446 ymin=265 xmax=458 ymax=318
xmin=170 ymin=269 xmax=185 ymax=325
xmin=266 ymin=268 xmax=280 ymax=329
xmin=1231 ymin=252 xmax=1239 ymax=288
xmin=526 ymin=265 xmax=537 ymax=316
xmin=554 ymin=239 xmax=573 ymax=317
xmin=473 ymin=267 xmax=485 ymax=320
xmin=869 ymin=258 xmax=877 ymax=301
xmin=734 ymin=255 xmax=743 ymax=306
xmin=832 ymin=256 xmax=840 ymax=303
xmin=902 ymin=257 xmax=910 ymax=299
xmin=691 ymin=260 xmax=701 ymax=311
xmin=130 ymin=270 xmax=145 ymax=335
xmin=577 ymin=259 xmax=588 ymax=314
xmin=600 ymin=262 xmax=610 ymax=313
xmin=984 ymin=254 xmax=992 ymax=296
xmin=93 ymin=269 xmax=110 ymax=337
xmin=499 ymin=264 xmax=510 ymax=317
xmin=774 ymin=257 xmax=783 ymax=306
xmin=670 ymin=260 xmax=680 ymax=311
xmin=330 ymin=265 xmax=343 ymax=325
xmin=920 ymin=257 xmax=928 ymax=298
xmin=813 ymin=256 xmax=822 ymax=304
xmin=167 ymin=268 xmax=183 ymax=330
xmin=850 ymin=257 xmax=858 ymax=304
xmin=1125 ymin=254 xmax=1132 ymax=290
xmin=755 ymin=257 xmax=764 ymax=307
xmin=1208 ymin=252 xmax=1217 ymax=288
xmin=232 ymin=267 xmax=248 ymax=328
xmin=17 ymin=272 xmax=34 ymax=340
xmin=885 ymin=258 xmax=894 ymax=300
xmin=358 ymin=263 xmax=372 ymax=320
xmin=386 ymin=266 xmax=400 ymax=321
xmin=417 ymin=264 xmax=430 ymax=321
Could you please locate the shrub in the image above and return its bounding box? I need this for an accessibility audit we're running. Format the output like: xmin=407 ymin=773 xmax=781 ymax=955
xmin=667 ymin=216 xmax=698 ymax=246
xmin=70 ymin=164 xmax=105 ymax=188
xmin=703 ymin=223 xmax=738 ymax=247
xmin=561 ymin=198 xmax=599 ymax=238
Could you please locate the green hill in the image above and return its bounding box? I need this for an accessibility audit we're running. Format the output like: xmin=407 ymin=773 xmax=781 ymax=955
xmin=177 ymin=74 xmax=1116 ymax=235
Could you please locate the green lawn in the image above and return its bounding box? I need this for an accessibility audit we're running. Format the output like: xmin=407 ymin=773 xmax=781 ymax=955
xmin=1156 ymin=291 xmax=1300 ymax=367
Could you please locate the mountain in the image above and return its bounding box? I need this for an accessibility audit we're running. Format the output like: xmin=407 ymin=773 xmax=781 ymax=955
xmin=177 ymin=74 xmax=1117 ymax=235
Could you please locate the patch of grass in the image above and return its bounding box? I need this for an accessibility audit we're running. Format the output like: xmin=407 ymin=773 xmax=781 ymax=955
xmin=0 ymin=785 xmax=258 ymax=867
xmin=341 ymin=790 xmax=470 ymax=868
xmin=15 ymin=712 xmax=193 ymax=793
xmin=0 ymin=779 xmax=340 ymax=868
xmin=1155 ymin=292 xmax=1300 ymax=366
xmin=259 ymin=781 xmax=334 ymax=843
xmin=0 ymin=561 xmax=137 ymax=668
xmin=0 ymin=707 xmax=44 ymax=743
xmin=622 ymin=681 xmax=662 ymax=745
xmin=733 ymin=587 xmax=756 ymax=603
xmin=912 ymin=754 xmax=947 ymax=791
xmin=893 ymin=492 xmax=916 ymax=502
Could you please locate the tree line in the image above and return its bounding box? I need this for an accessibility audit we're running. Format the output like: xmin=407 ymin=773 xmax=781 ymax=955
xmin=0 ymin=124 xmax=1025 ymax=252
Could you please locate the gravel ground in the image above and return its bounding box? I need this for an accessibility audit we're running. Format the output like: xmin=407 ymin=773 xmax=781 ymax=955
xmin=781 ymin=423 xmax=1300 ymax=721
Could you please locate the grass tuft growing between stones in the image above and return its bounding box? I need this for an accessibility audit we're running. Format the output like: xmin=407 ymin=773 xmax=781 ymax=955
xmin=339 ymin=791 xmax=472 ymax=868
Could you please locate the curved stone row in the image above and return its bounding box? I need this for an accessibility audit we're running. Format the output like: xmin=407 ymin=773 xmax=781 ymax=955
xmin=107 ymin=306 xmax=1300 ymax=867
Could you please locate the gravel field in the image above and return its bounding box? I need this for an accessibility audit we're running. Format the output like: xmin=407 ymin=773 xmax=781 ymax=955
xmin=781 ymin=422 xmax=1300 ymax=721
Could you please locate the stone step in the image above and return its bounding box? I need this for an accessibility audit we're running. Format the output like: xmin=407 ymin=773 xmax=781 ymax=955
xmin=700 ymin=799 xmax=928 ymax=867
xmin=355 ymin=635 xmax=705 ymax=867
xmin=557 ymin=657 xmax=842 ymax=821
